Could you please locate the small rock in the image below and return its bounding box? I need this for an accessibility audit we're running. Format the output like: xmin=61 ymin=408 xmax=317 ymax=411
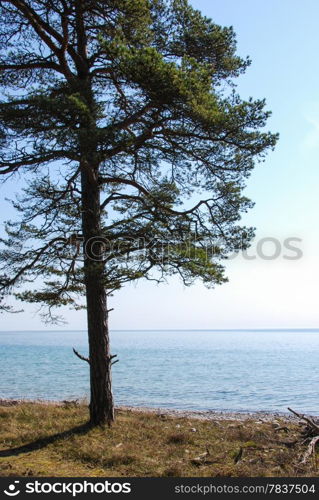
xmin=191 ymin=450 xmax=209 ymax=465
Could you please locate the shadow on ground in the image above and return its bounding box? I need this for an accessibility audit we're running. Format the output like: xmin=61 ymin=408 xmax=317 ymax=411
xmin=0 ymin=423 xmax=91 ymax=458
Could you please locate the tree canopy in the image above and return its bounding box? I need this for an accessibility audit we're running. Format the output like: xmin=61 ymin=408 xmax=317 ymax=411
xmin=0 ymin=0 xmax=277 ymax=320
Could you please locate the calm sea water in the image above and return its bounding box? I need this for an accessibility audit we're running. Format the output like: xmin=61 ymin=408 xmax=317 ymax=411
xmin=0 ymin=330 xmax=318 ymax=414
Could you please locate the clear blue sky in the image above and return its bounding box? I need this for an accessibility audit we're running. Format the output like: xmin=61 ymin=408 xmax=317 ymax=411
xmin=1 ymin=0 xmax=319 ymax=330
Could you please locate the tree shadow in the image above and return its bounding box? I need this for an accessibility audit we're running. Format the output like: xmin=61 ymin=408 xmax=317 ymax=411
xmin=0 ymin=422 xmax=92 ymax=458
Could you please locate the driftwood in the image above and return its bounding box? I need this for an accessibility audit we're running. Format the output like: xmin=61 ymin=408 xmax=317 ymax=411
xmin=287 ymin=408 xmax=319 ymax=434
xmin=301 ymin=436 xmax=319 ymax=466
xmin=287 ymin=408 xmax=319 ymax=466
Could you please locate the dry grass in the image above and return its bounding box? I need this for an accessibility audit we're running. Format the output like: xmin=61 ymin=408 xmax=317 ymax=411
xmin=0 ymin=403 xmax=317 ymax=477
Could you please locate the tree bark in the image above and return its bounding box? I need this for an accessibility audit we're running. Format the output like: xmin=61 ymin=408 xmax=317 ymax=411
xmin=75 ymin=3 xmax=114 ymax=425
xmin=81 ymin=162 xmax=115 ymax=427
xmin=86 ymin=268 xmax=114 ymax=427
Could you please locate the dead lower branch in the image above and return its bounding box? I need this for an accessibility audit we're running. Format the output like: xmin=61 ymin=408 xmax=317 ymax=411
xmin=73 ymin=348 xmax=90 ymax=364
xmin=107 ymin=354 xmax=119 ymax=366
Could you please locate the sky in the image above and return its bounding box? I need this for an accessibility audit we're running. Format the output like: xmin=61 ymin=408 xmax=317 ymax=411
xmin=1 ymin=0 xmax=319 ymax=330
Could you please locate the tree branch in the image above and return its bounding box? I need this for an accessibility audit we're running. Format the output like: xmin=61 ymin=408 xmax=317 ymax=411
xmin=73 ymin=348 xmax=90 ymax=364
xmin=3 ymin=0 xmax=82 ymax=81
xmin=99 ymin=177 xmax=219 ymax=216
xmin=0 ymin=61 xmax=64 ymax=73
xmin=0 ymin=151 xmax=77 ymax=175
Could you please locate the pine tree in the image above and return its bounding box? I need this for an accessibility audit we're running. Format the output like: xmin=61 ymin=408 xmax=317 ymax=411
xmin=0 ymin=0 xmax=277 ymax=426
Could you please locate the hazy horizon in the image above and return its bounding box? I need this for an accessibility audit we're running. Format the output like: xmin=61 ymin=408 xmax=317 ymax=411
xmin=1 ymin=328 xmax=319 ymax=332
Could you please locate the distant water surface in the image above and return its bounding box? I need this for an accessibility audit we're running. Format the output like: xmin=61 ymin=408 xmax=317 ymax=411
xmin=0 ymin=329 xmax=318 ymax=414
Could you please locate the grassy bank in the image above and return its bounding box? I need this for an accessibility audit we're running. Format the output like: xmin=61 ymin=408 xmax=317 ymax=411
xmin=0 ymin=402 xmax=317 ymax=477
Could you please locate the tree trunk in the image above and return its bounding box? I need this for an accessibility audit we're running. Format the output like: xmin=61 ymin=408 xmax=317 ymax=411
xmin=81 ymin=163 xmax=115 ymax=427
xmin=86 ymin=272 xmax=114 ymax=426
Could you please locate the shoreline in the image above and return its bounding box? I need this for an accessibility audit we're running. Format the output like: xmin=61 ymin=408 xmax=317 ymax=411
xmin=0 ymin=400 xmax=313 ymax=477
xmin=0 ymin=398 xmax=307 ymax=422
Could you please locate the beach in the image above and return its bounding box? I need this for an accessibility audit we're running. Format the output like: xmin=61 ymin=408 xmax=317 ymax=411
xmin=0 ymin=398 xmax=303 ymax=422
xmin=0 ymin=399 xmax=317 ymax=477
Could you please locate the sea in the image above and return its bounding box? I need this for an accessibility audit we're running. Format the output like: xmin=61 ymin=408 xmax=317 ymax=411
xmin=0 ymin=329 xmax=318 ymax=415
